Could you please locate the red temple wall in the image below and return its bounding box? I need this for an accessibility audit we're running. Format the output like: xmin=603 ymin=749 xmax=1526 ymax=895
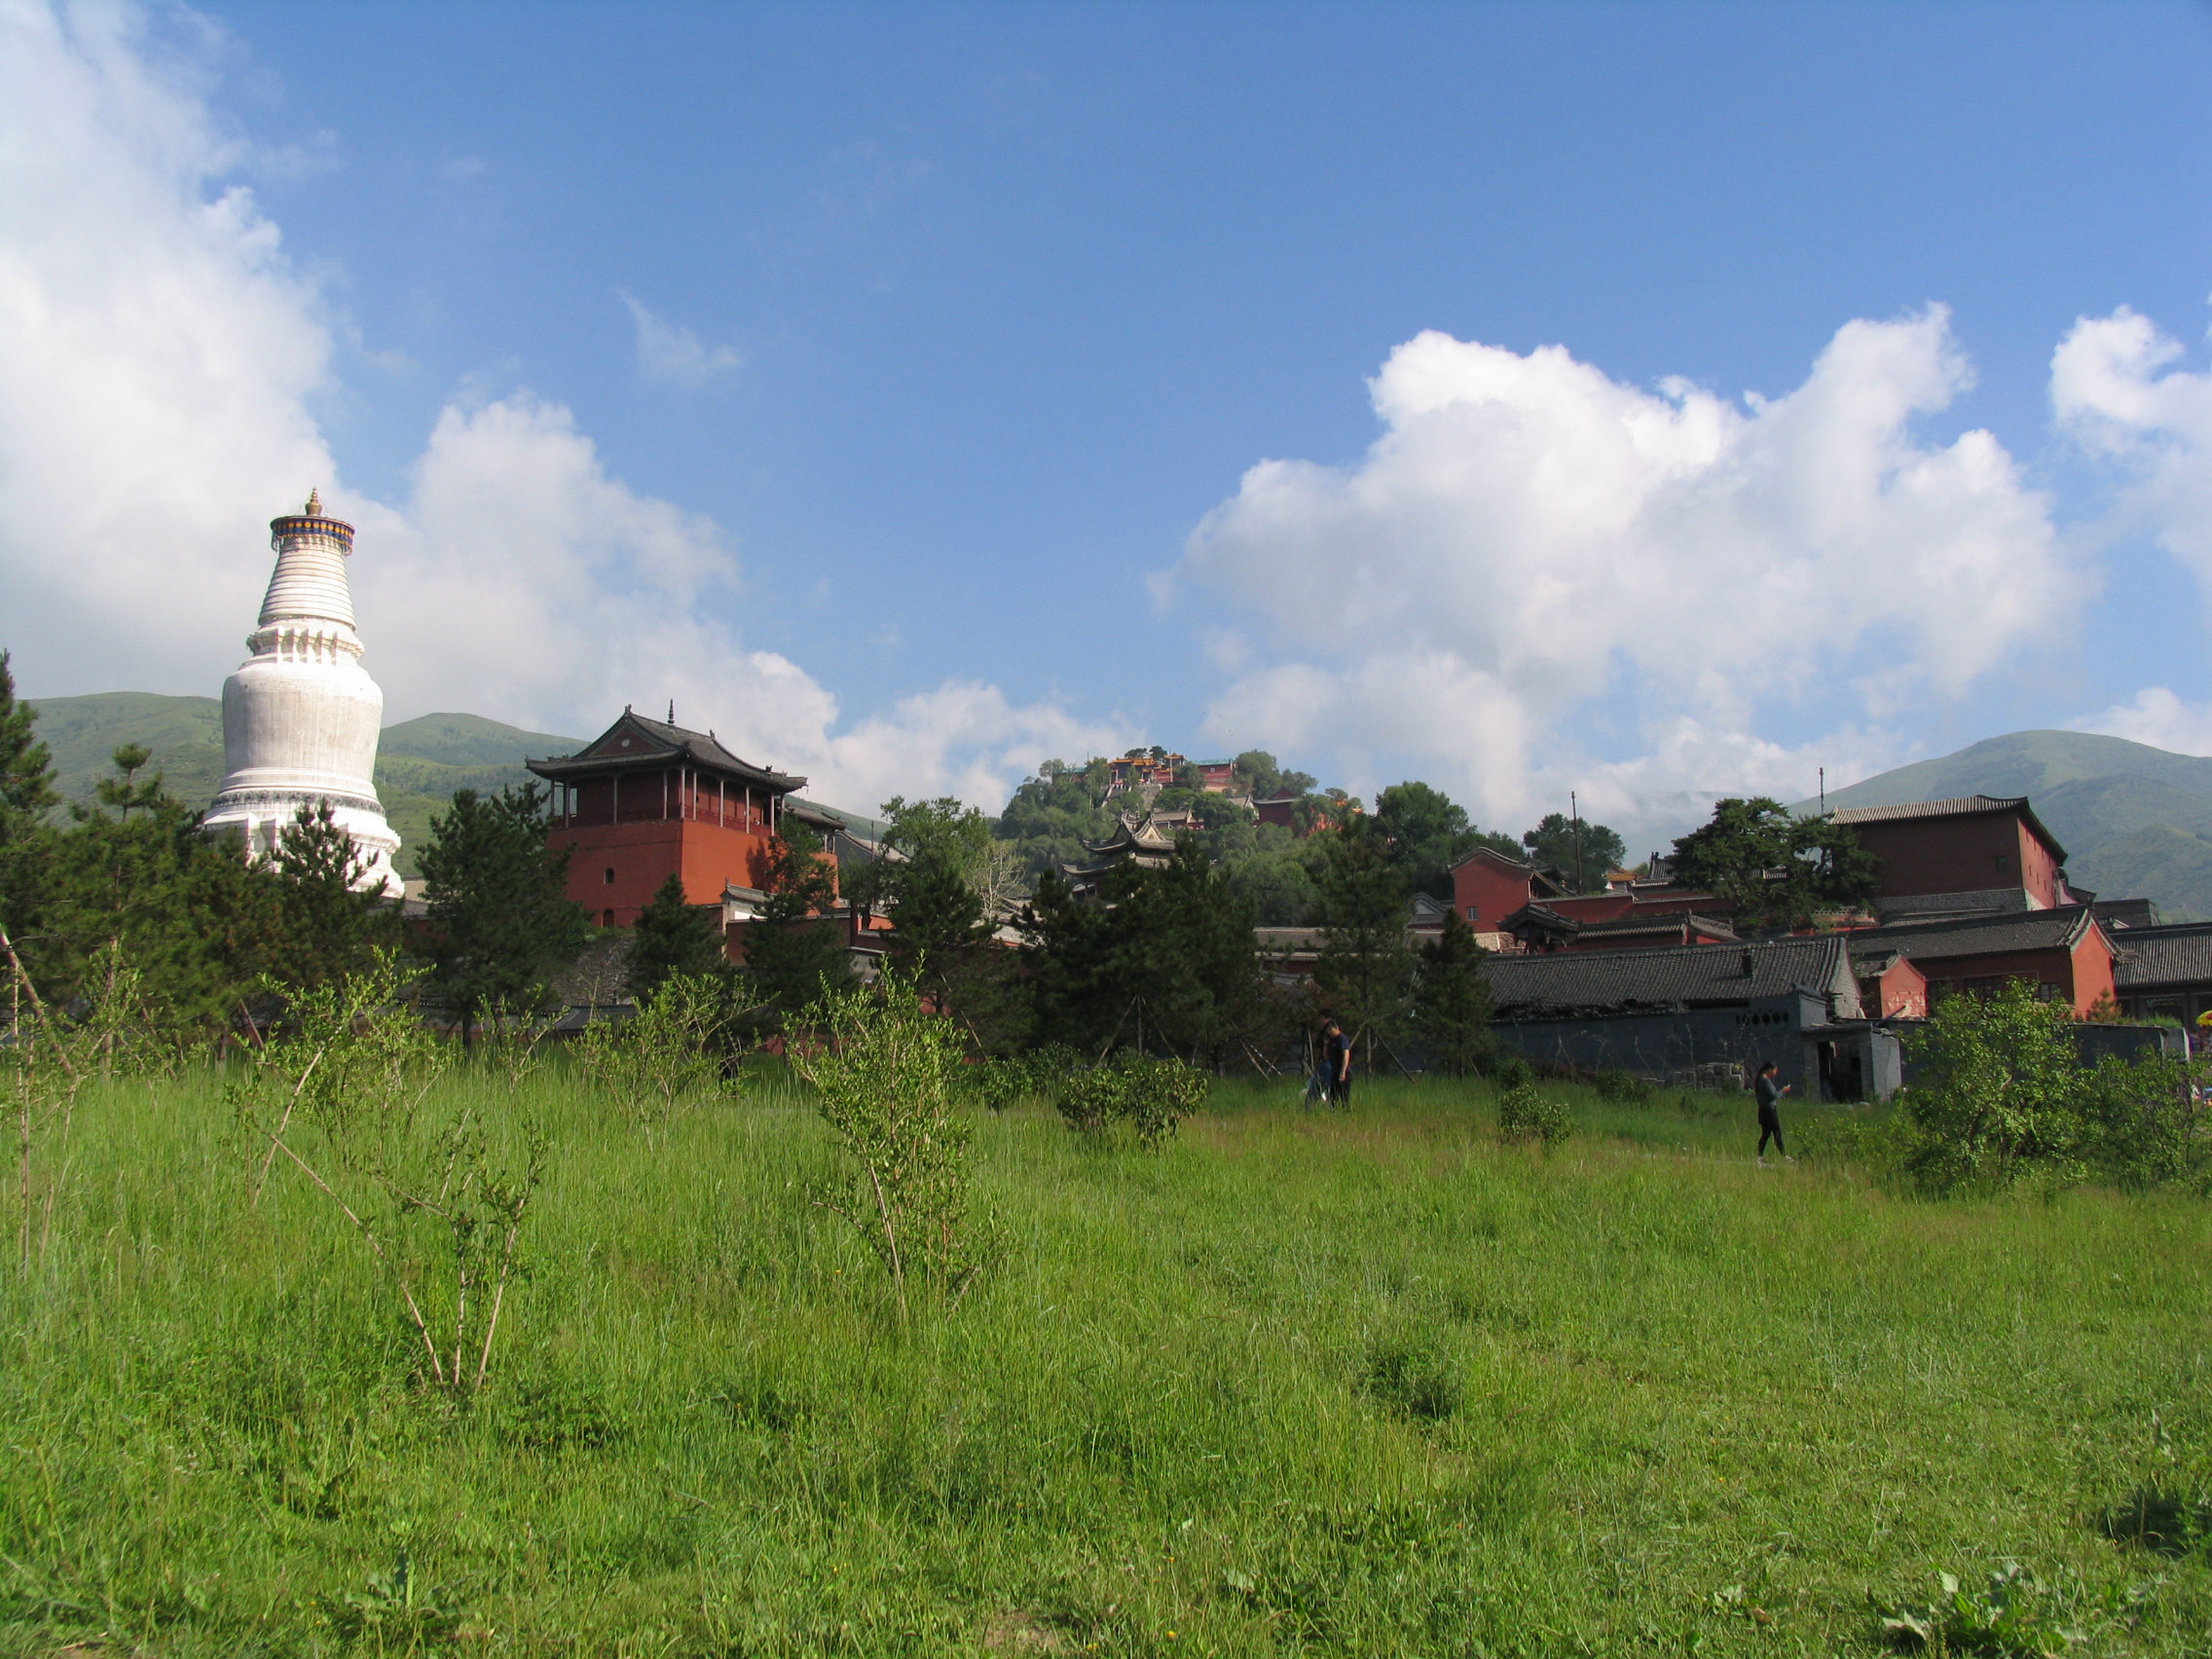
xmin=1854 ymin=813 xmax=2064 ymax=906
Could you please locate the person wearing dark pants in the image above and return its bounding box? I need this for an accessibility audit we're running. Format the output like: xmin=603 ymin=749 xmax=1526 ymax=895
xmin=1323 ymin=1017 xmax=1353 ymax=1111
xmin=1754 ymin=1061 xmax=1791 ymax=1163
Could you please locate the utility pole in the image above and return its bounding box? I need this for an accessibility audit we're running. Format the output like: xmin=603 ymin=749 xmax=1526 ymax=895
xmin=1819 ymin=766 xmax=1825 ymax=815
xmin=1571 ymin=790 xmax=1584 ymax=894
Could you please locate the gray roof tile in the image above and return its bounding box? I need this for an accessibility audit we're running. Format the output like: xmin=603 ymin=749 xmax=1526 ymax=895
xmin=1484 ymin=935 xmax=1853 ymax=1017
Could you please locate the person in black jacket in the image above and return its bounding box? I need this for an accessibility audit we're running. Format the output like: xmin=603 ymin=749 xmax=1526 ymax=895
xmin=1323 ymin=1016 xmax=1354 ymax=1110
xmin=1754 ymin=1061 xmax=1791 ymax=1163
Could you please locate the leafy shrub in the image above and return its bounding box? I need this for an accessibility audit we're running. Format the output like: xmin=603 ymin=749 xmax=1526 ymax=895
xmin=1485 ymin=1051 xmax=1534 ymax=1088
xmin=1593 ymin=1068 xmax=1651 ymax=1105
xmin=2076 ymin=1054 xmax=2212 ymax=1192
xmin=1055 ymin=1053 xmax=1209 ymax=1149
xmin=574 ymin=971 xmax=730 ymax=1130
xmin=1901 ymin=982 xmax=2091 ymax=1192
xmin=234 ymin=950 xmax=543 ymax=1393
xmin=961 ymin=1044 xmax=1085 ymax=1112
xmin=1902 ymin=982 xmax=2212 ymax=1193
xmin=793 ymin=971 xmax=999 ymax=1309
xmin=1496 ymin=1082 xmax=1568 ymax=1147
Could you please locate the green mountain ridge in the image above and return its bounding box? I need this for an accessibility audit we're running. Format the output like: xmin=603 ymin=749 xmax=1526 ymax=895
xmin=1806 ymin=729 xmax=2212 ymax=920
xmin=24 ymin=692 xmax=585 ymax=880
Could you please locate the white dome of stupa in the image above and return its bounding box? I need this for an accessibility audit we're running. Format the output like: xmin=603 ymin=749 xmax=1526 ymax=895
xmin=203 ymin=492 xmax=401 ymax=893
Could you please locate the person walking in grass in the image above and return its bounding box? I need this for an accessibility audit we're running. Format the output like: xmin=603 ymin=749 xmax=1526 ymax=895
xmin=1754 ymin=1060 xmax=1791 ymax=1163
xmin=1323 ymin=1016 xmax=1354 ymax=1111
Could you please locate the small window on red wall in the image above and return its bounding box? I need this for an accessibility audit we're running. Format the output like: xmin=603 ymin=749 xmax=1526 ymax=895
xmin=604 ymin=866 xmax=615 ymax=885
xmin=602 ymin=908 xmax=615 ymax=928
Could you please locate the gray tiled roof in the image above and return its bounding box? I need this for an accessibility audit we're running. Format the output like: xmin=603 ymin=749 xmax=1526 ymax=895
xmin=530 ymin=709 xmax=805 ymax=790
xmin=1574 ymin=911 xmax=1738 ymax=940
xmin=2112 ymin=924 xmax=2212 ymax=990
xmin=1483 ymin=935 xmax=1853 ymax=1017
xmin=1829 ymin=794 xmax=2025 ymax=824
xmin=1845 ymin=906 xmax=2097 ymax=963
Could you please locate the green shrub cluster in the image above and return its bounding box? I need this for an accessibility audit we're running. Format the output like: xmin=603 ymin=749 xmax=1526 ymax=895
xmin=1593 ymin=1068 xmax=1651 ymax=1105
xmin=792 ymin=972 xmax=1000 ymax=1308
xmin=1486 ymin=1051 xmax=1535 ymax=1088
xmin=1496 ymin=1081 xmax=1569 ymax=1147
xmin=961 ymin=1043 xmax=1084 ymax=1112
xmin=1054 ymin=1053 xmax=1210 ymax=1148
xmin=1901 ymin=981 xmax=2212 ymax=1194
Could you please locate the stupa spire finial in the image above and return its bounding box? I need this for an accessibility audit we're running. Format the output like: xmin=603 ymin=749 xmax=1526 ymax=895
xmin=305 ymin=488 xmax=322 ymax=516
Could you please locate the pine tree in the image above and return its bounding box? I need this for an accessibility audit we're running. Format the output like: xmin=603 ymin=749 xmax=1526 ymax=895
xmin=265 ymin=800 xmax=405 ymax=991
xmin=1411 ymin=909 xmax=1494 ymax=1077
xmin=739 ymin=824 xmax=849 ymax=1029
xmin=1021 ymin=838 xmax=1262 ymax=1066
xmin=418 ymin=785 xmax=590 ymax=1042
xmin=44 ymin=746 xmax=279 ymax=1037
xmin=629 ymin=871 xmax=729 ymax=999
xmin=1314 ymin=815 xmax=1417 ymax=1071
xmin=0 ymin=650 xmax=58 ymax=952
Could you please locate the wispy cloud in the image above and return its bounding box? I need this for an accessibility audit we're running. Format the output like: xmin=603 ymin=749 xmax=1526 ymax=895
xmin=617 ymin=289 xmax=741 ymax=387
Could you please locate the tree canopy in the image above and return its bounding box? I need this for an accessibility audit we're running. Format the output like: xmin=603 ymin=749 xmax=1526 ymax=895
xmin=418 ymin=783 xmax=590 ymax=1037
xmin=1370 ymin=781 xmax=1519 ymax=901
xmin=1521 ymin=812 xmax=1629 ymax=893
xmin=1666 ymin=797 xmax=1876 ymax=932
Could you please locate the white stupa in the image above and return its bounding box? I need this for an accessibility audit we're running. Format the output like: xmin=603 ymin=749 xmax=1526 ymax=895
xmin=203 ymin=492 xmax=401 ymax=892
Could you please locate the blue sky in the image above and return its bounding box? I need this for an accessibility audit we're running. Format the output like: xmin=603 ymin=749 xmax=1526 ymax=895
xmin=4 ymin=1 xmax=2211 ymax=842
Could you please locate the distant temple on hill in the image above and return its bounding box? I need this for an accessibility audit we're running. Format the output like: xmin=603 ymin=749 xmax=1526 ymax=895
xmin=203 ymin=492 xmax=401 ymax=893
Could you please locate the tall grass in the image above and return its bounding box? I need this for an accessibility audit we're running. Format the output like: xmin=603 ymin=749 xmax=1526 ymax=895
xmin=2 ymin=1065 xmax=2206 ymax=1654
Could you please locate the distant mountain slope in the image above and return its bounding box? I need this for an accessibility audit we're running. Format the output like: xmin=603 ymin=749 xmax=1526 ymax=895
xmin=1811 ymin=729 xmax=2212 ymax=919
xmin=26 ymin=693 xmax=584 ymax=878
xmin=30 ymin=691 xmax=228 ymax=807
xmin=380 ymin=712 xmax=582 ymax=769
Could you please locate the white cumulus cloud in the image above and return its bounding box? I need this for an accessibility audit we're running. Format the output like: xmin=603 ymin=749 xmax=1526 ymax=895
xmin=0 ymin=0 xmax=1104 ymax=815
xmin=2070 ymin=687 xmax=2212 ymax=758
xmin=2053 ymin=305 xmax=2212 ymax=583
xmin=618 ymin=290 xmax=741 ymax=387
xmin=1181 ymin=313 xmax=2077 ymax=837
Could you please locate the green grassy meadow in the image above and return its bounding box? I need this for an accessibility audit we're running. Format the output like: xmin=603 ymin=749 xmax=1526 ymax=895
xmin=3 ymin=1071 xmax=2208 ymax=1656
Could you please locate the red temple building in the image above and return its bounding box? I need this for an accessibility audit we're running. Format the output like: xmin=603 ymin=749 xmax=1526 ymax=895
xmin=1826 ymin=795 xmax=2080 ymax=918
xmin=528 ymin=707 xmax=830 ymax=930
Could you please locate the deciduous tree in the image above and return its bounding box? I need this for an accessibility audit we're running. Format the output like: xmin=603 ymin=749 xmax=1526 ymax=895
xmin=1520 ymin=812 xmax=1628 ymax=893
xmin=1666 ymin=797 xmax=1876 ymax=932
xmin=1371 ymin=781 xmax=1517 ymax=900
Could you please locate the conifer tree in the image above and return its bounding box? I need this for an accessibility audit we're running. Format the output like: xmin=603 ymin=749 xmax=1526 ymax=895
xmin=1021 ymin=837 xmax=1262 ymax=1065
xmin=739 ymin=824 xmax=849 ymax=1029
xmin=1411 ymin=909 xmax=1494 ymax=1077
xmin=44 ymin=745 xmax=278 ymax=1036
xmin=418 ymin=784 xmax=589 ymax=1043
xmin=0 ymin=650 xmax=57 ymax=952
xmin=265 ymin=800 xmax=406 ymax=991
xmin=1314 ymin=814 xmax=1417 ymax=1070
xmin=629 ymin=871 xmax=730 ymax=999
